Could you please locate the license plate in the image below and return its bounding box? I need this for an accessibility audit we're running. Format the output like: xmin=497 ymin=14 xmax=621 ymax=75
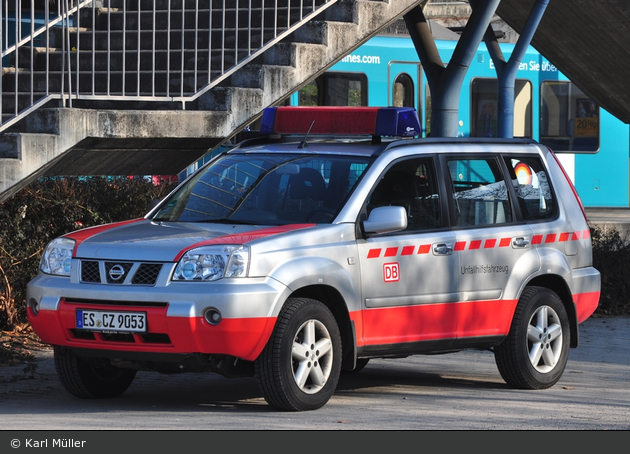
xmin=76 ymin=310 xmax=147 ymax=333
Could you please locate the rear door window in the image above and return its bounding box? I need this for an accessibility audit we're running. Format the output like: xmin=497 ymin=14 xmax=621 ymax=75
xmin=446 ymin=157 xmax=512 ymax=227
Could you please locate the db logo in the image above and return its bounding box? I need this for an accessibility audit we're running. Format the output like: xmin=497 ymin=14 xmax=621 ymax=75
xmin=383 ymin=262 xmax=400 ymax=282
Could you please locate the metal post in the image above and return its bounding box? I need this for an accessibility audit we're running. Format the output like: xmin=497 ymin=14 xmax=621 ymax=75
xmin=65 ymin=0 xmax=72 ymax=107
xmin=404 ymin=0 xmax=500 ymax=137
xmin=474 ymin=0 xmax=549 ymax=138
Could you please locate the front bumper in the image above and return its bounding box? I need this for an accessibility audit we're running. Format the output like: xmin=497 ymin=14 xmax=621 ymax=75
xmin=26 ymin=272 xmax=289 ymax=361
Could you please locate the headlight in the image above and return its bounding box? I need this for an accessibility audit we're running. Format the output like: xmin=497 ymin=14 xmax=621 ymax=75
xmin=172 ymin=245 xmax=250 ymax=281
xmin=40 ymin=238 xmax=75 ymax=276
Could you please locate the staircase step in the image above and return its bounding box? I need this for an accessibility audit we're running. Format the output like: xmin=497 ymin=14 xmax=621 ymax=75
xmin=1 ymin=92 xmax=58 ymax=116
xmin=198 ymin=86 xmax=264 ymax=115
xmin=258 ymin=41 xmax=326 ymax=71
xmin=15 ymin=47 xmax=221 ymax=72
xmin=78 ymin=5 xmax=321 ymax=32
xmin=106 ymin=0 xmax=328 ymax=12
xmin=228 ymin=63 xmax=296 ymax=91
xmin=47 ymin=27 xmax=280 ymax=52
xmin=79 ymin=8 xmax=212 ymax=31
xmin=108 ymin=0 xmax=211 ymax=10
xmin=2 ymin=70 xmax=227 ymax=96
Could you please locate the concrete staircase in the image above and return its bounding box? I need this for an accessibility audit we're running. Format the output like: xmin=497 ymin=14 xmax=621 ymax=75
xmin=0 ymin=0 xmax=420 ymax=203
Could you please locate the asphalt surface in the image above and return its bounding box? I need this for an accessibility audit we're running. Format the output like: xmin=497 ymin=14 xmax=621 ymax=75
xmin=0 ymin=316 xmax=628 ymax=430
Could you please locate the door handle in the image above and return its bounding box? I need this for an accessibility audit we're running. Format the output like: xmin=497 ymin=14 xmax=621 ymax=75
xmin=512 ymin=237 xmax=531 ymax=248
xmin=433 ymin=243 xmax=454 ymax=255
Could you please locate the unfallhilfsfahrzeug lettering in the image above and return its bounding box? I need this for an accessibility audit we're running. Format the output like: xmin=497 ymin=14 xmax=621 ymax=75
xmin=461 ymin=264 xmax=509 ymax=275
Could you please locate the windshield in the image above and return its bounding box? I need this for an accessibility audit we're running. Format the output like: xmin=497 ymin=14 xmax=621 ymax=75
xmin=152 ymin=153 xmax=372 ymax=224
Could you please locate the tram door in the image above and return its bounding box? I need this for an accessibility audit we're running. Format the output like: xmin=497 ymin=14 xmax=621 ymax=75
xmin=388 ymin=61 xmax=422 ymax=122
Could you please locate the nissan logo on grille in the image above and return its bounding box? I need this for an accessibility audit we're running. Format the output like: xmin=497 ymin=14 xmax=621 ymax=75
xmin=108 ymin=264 xmax=126 ymax=281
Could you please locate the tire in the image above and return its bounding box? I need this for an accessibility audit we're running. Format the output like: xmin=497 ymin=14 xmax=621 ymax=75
xmin=255 ymin=297 xmax=342 ymax=411
xmin=494 ymin=286 xmax=570 ymax=390
xmin=54 ymin=347 xmax=136 ymax=399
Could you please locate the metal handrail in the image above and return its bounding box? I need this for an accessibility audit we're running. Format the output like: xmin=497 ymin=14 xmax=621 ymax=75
xmin=1 ymin=0 xmax=338 ymax=133
xmin=1 ymin=0 xmax=92 ymax=130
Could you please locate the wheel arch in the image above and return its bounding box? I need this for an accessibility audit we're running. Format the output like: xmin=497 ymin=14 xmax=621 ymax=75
xmin=524 ymin=274 xmax=579 ymax=348
xmin=289 ymin=284 xmax=357 ymax=371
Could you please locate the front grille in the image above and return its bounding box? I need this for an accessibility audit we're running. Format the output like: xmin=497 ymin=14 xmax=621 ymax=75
xmin=81 ymin=261 xmax=100 ymax=283
xmin=79 ymin=260 xmax=164 ymax=286
xmin=132 ymin=263 xmax=163 ymax=285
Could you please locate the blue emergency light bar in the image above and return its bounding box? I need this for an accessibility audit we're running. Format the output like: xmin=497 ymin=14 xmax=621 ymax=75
xmin=259 ymin=106 xmax=421 ymax=137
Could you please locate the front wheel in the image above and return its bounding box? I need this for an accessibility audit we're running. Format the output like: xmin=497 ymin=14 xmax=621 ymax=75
xmin=494 ymin=286 xmax=570 ymax=389
xmin=255 ymin=298 xmax=342 ymax=411
xmin=54 ymin=347 xmax=137 ymax=398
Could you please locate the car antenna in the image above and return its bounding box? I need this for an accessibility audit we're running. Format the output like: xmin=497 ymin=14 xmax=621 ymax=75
xmin=298 ymin=119 xmax=316 ymax=149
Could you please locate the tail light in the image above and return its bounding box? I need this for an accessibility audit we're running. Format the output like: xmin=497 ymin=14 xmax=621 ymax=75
xmin=548 ymin=147 xmax=588 ymax=223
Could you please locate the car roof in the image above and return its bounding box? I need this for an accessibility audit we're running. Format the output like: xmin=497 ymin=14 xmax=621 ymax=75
xmin=230 ymin=135 xmax=542 ymax=159
xmin=230 ymin=138 xmax=387 ymax=157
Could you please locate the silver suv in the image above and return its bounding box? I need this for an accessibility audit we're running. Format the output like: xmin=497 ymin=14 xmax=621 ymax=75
xmin=27 ymin=106 xmax=600 ymax=411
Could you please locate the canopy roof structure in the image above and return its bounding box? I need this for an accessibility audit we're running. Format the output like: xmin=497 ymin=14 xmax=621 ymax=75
xmin=496 ymin=0 xmax=630 ymax=124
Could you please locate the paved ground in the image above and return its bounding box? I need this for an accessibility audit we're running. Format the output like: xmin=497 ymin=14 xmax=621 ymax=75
xmin=0 ymin=316 xmax=628 ymax=430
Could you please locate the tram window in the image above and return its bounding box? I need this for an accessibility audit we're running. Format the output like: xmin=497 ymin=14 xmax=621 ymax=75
xmin=540 ymin=81 xmax=599 ymax=153
xmin=298 ymin=81 xmax=318 ymax=106
xmin=470 ymin=78 xmax=532 ymax=138
xmin=393 ymin=73 xmax=414 ymax=108
xmin=297 ymin=73 xmax=367 ymax=106
xmin=326 ymin=73 xmax=367 ymax=106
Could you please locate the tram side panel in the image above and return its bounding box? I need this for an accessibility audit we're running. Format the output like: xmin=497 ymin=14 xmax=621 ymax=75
xmin=293 ymin=36 xmax=629 ymax=208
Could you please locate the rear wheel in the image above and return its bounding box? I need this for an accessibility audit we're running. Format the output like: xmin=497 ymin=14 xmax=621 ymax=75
xmin=494 ymin=286 xmax=570 ymax=389
xmin=54 ymin=347 xmax=136 ymax=398
xmin=255 ymin=298 xmax=342 ymax=411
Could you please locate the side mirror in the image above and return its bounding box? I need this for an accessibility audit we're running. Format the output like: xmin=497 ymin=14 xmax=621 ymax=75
xmin=363 ymin=206 xmax=407 ymax=235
